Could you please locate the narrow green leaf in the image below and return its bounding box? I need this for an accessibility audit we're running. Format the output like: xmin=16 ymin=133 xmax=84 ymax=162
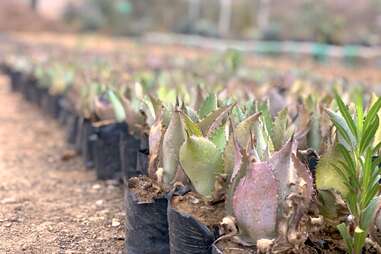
xmin=365 ymin=97 xmax=381 ymax=130
xmin=326 ymin=109 xmax=356 ymax=150
xmin=360 ymin=116 xmax=379 ymax=153
xmin=337 ymin=223 xmax=353 ymax=253
xmin=335 ymin=92 xmax=358 ymax=140
xmin=355 ymin=94 xmax=364 ymax=136
xmin=361 ymin=197 xmax=380 ymax=230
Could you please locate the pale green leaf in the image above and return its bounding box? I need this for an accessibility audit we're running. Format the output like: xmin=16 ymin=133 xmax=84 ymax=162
xmin=223 ymin=112 xmax=261 ymax=174
xmin=179 ymin=136 xmax=223 ymax=198
xmin=180 ymin=112 xmax=203 ymax=137
xmin=316 ymin=150 xmax=349 ymax=197
xmin=198 ymin=93 xmax=218 ymax=119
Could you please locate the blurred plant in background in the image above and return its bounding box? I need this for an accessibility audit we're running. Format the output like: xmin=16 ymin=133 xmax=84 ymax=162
xmin=60 ymin=0 xmax=381 ymax=45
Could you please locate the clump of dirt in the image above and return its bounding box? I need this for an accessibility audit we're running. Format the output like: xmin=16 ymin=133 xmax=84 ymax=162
xmin=0 ymin=0 xmax=65 ymax=32
xmin=171 ymin=191 xmax=225 ymax=228
xmin=128 ymin=176 xmax=164 ymax=203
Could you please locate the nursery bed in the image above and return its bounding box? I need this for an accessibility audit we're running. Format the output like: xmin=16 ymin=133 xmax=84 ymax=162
xmin=0 ymin=75 xmax=125 ymax=253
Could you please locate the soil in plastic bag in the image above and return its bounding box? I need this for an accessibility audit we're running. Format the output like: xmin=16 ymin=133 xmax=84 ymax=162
xmin=94 ymin=122 xmax=128 ymax=180
xmin=168 ymin=191 xmax=223 ymax=254
xmin=125 ymin=176 xmax=169 ymax=254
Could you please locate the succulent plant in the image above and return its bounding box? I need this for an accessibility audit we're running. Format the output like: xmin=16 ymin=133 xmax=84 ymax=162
xmin=144 ymin=92 xmax=235 ymax=199
xmin=177 ymin=102 xmax=233 ymax=198
xmin=225 ymin=136 xmax=314 ymax=252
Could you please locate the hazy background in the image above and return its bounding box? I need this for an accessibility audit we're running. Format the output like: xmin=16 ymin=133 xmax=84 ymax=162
xmin=2 ymin=0 xmax=381 ymax=46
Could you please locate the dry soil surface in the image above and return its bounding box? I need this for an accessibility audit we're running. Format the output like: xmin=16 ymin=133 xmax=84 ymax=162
xmin=0 ymin=75 xmax=124 ymax=253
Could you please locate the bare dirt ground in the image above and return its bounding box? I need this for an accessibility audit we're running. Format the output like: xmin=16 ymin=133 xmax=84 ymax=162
xmin=0 ymin=75 xmax=124 ymax=253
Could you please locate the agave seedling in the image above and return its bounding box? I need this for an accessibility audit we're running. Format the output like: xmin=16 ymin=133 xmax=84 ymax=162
xmin=224 ymin=135 xmax=314 ymax=253
xmin=147 ymin=92 xmax=236 ymax=199
xmin=316 ymin=92 xmax=381 ymax=253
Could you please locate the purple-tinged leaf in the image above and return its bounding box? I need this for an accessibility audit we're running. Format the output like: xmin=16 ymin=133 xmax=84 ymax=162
xmin=232 ymin=161 xmax=278 ymax=243
xmin=148 ymin=114 xmax=164 ymax=179
xmin=270 ymin=138 xmax=296 ymax=203
xmin=162 ymin=110 xmax=185 ymax=185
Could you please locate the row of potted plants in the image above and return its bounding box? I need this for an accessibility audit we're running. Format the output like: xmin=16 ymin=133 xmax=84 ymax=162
xmin=2 ymin=46 xmax=381 ymax=254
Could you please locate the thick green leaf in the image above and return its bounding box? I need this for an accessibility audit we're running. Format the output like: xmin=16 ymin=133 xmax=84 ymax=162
xmin=272 ymin=108 xmax=291 ymax=151
xmin=198 ymin=93 xmax=218 ymax=119
xmin=179 ymin=136 xmax=223 ymax=198
xmin=198 ymin=104 xmax=234 ymax=136
xmin=316 ymin=150 xmax=349 ymax=197
xmin=254 ymin=119 xmax=271 ymax=161
xmin=180 ymin=112 xmax=203 ymax=137
xmin=257 ymin=100 xmax=273 ymax=135
xmin=223 ymin=112 xmax=261 ymax=175
xmin=210 ymin=122 xmax=229 ymax=152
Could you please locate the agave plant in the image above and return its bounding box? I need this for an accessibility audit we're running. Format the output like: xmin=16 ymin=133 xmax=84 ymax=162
xmin=145 ymin=92 xmax=235 ymax=199
xmin=225 ymin=135 xmax=314 ymax=253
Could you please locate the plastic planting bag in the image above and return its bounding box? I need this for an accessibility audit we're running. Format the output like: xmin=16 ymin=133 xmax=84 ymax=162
xmin=80 ymin=119 xmax=98 ymax=169
xmin=167 ymin=190 xmax=217 ymax=254
xmin=94 ymin=122 xmax=128 ymax=180
xmin=66 ymin=113 xmax=80 ymax=145
xmin=120 ymin=131 xmax=142 ymax=181
xmin=125 ymin=187 xmax=169 ymax=254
